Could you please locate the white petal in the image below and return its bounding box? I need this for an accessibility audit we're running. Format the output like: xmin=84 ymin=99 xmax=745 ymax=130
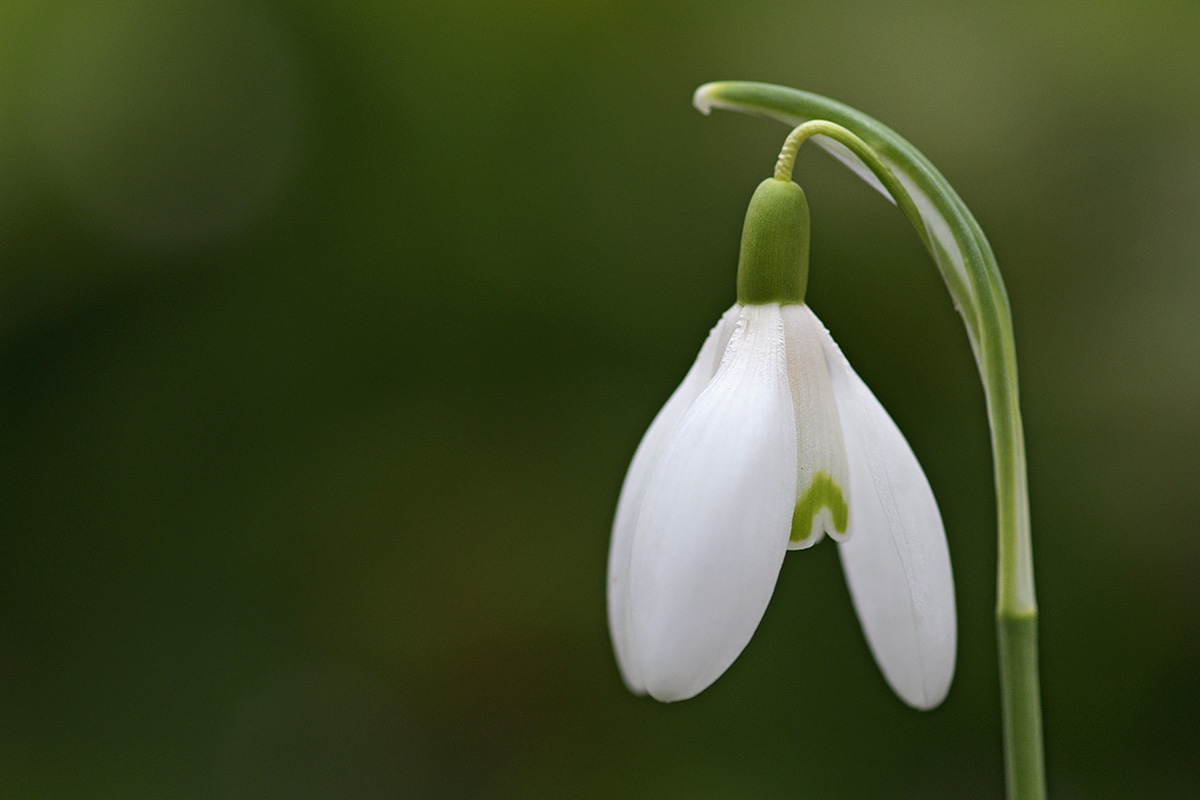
xmin=781 ymin=305 xmax=851 ymax=549
xmin=820 ymin=327 xmax=957 ymax=709
xmin=629 ymin=304 xmax=797 ymax=702
xmin=608 ymin=305 xmax=739 ymax=693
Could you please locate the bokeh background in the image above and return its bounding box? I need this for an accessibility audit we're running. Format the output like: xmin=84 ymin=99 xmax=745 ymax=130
xmin=2 ymin=1 xmax=1198 ymax=797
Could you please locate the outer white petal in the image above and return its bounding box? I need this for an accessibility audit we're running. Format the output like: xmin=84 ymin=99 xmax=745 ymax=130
xmin=629 ymin=304 xmax=797 ymax=702
xmin=781 ymin=305 xmax=851 ymax=549
xmin=608 ymin=305 xmax=739 ymax=693
xmin=819 ymin=326 xmax=957 ymax=709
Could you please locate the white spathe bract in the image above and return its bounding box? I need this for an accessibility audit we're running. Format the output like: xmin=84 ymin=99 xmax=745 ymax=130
xmin=607 ymin=302 xmax=956 ymax=708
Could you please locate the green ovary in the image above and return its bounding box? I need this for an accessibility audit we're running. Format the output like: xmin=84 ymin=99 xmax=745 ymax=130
xmin=789 ymin=471 xmax=848 ymax=543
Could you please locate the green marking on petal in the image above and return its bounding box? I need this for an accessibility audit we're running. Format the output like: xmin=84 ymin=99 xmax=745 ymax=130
xmin=789 ymin=470 xmax=848 ymax=543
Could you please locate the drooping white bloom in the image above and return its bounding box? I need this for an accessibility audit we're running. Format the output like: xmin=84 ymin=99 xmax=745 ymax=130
xmin=607 ymin=301 xmax=956 ymax=708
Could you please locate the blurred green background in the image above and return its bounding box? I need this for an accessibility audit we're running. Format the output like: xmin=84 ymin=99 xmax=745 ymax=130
xmin=2 ymin=0 xmax=1198 ymax=797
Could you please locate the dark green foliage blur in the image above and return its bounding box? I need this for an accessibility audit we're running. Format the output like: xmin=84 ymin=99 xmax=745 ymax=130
xmin=2 ymin=1 xmax=1198 ymax=797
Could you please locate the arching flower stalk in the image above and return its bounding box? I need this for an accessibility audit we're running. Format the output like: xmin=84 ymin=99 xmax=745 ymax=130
xmin=608 ymin=83 xmax=1045 ymax=800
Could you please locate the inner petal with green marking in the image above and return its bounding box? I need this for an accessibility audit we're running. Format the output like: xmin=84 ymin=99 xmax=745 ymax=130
xmin=790 ymin=471 xmax=848 ymax=545
xmin=781 ymin=304 xmax=851 ymax=550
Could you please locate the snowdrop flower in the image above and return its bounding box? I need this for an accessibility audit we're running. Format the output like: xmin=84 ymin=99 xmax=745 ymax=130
xmin=607 ymin=174 xmax=956 ymax=709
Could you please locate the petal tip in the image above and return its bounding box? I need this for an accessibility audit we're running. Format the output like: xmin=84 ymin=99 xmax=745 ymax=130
xmin=899 ymin=670 xmax=954 ymax=711
xmin=645 ymin=681 xmax=702 ymax=704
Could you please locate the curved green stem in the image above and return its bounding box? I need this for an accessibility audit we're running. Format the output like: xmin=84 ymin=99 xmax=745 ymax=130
xmin=771 ymin=120 xmax=934 ymax=255
xmin=696 ymin=81 xmax=1044 ymax=799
